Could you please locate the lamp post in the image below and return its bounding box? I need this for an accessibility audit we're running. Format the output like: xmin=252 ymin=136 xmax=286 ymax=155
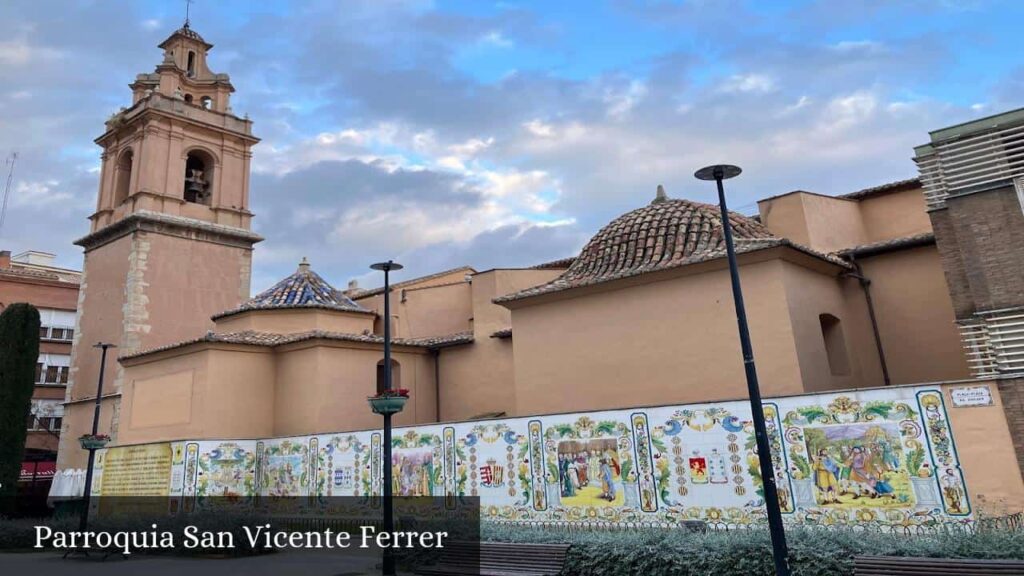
xmin=370 ymin=260 xmax=403 ymax=576
xmin=80 ymin=342 xmax=115 ymax=532
xmin=695 ymin=165 xmax=791 ymax=576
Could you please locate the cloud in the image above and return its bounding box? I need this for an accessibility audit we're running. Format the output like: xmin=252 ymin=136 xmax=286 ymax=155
xmin=719 ymin=73 xmax=777 ymax=94
xmin=0 ymin=0 xmax=1017 ymax=291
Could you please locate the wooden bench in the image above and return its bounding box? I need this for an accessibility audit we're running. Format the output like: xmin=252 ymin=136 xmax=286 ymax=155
xmin=415 ymin=541 xmax=571 ymax=576
xmin=854 ymin=555 xmax=1024 ymax=575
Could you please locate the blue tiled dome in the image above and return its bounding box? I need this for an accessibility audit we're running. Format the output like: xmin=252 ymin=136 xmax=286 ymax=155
xmin=212 ymin=258 xmax=371 ymax=320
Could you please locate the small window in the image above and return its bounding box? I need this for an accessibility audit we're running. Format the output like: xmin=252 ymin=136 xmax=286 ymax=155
xmin=26 ymin=415 xmax=36 ymax=431
xmin=36 ymin=363 xmax=43 ymax=383
xmin=376 ymin=359 xmax=401 ymax=395
xmin=45 ymin=365 xmax=59 ymax=383
xmin=819 ymin=314 xmax=851 ymax=376
xmin=52 ymin=417 xmax=63 ymax=432
xmin=186 ymin=51 xmax=196 ymax=77
xmin=184 ymin=93 xmax=194 ymax=104
xmin=59 ymin=366 xmax=69 ymax=384
xmin=40 ymin=326 xmax=49 ymax=339
xmin=200 ymin=96 xmax=212 ymax=110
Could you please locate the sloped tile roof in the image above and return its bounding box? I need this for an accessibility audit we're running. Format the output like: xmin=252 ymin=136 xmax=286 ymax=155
xmin=213 ymin=259 xmax=372 ymax=320
xmin=835 ymin=232 xmax=935 ymax=258
xmin=840 ymin=178 xmax=921 ymax=200
xmin=530 ymin=257 xmax=576 ymax=270
xmin=349 ymin=266 xmax=475 ymax=299
xmin=121 ymin=329 xmax=474 ymax=361
xmin=496 ymin=196 xmax=807 ymax=303
xmin=490 ymin=328 xmax=513 ymax=339
xmin=159 ymin=23 xmax=213 ymax=49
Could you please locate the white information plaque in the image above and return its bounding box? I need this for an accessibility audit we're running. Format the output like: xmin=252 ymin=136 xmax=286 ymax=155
xmin=950 ymin=385 xmax=993 ymax=407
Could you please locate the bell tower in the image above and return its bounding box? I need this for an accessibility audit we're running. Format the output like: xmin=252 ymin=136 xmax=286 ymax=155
xmin=57 ymin=24 xmax=262 ymax=470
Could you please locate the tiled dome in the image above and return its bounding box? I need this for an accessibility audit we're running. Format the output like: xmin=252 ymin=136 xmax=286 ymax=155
xmin=212 ymin=258 xmax=372 ymax=320
xmin=495 ymin=188 xmax=783 ymax=303
xmin=562 ymin=192 xmax=775 ymax=284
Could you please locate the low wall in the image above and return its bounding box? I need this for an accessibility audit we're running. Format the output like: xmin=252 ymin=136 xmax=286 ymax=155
xmin=88 ymin=382 xmax=1024 ymax=531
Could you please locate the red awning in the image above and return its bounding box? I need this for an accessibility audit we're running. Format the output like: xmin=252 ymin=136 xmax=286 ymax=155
xmin=19 ymin=461 xmax=56 ymax=482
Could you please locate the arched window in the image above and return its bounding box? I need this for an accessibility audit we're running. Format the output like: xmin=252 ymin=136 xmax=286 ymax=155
xmin=183 ymin=93 xmax=194 ymax=104
xmin=376 ymin=359 xmax=401 ymax=395
xmin=200 ymin=96 xmax=212 ymax=110
xmin=186 ymin=51 xmax=196 ymax=77
xmin=819 ymin=314 xmax=851 ymax=376
xmin=183 ymin=150 xmax=214 ymax=205
xmin=113 ymin=149 xmax=133 ymax=205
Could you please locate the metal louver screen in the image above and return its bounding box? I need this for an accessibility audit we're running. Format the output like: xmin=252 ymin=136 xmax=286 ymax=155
xmin=960 ymin=308 xmax=1024 ymax=378
xmin=916 ymin=122 xmax=1024 ymax=210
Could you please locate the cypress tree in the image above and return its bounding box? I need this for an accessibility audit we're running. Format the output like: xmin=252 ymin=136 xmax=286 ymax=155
xmin=0 ymin=303 xmax=41 ymax=498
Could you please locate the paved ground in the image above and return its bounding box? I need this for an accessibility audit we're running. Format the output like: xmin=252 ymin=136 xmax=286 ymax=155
xmin=0 ymin=549 xmax=414 ymax=576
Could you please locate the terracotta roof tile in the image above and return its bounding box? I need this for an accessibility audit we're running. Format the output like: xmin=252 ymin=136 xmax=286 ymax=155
xmin=835 ymin=232 xmax=935 ymax=258
xmin=490 ymin=328 xmax=512 ymax=339
xmin=530 ymin=257 xmax=576 ymax=270
xmin=350 ymin=266 xmax=475 ymax=299
xmin=839 ymin=178 xmax=921 ymax=200
xmin=495 ymin=197 xmax=812 ymax=303
xmin=0 ymin=266 xmax=76 ymax=284
xmin=121 ymin=329 xmax=474 ymax=361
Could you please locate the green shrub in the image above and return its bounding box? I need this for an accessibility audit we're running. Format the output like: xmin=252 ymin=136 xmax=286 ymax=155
xmin=0 ymin=303 xmax=41 ymax=501
xmin=481 ymin=523 xmax=1024 ymax=576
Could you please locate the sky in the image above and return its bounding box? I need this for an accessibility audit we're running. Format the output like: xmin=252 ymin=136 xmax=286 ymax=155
xmin=0 ymin=0 xmax=1022 ymax=292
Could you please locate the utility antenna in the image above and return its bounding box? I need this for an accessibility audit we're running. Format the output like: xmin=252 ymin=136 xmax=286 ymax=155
xmin=0 ymin=152 xmax=17 ymax=238
xmin=184 ymin=0 xmax=194 ymax=27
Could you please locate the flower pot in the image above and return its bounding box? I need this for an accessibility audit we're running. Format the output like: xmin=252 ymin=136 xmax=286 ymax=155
xmin=368 ymin=396 xmax=407 ymax=415
xmin=80 ymin=437 xmax=110 ymax=450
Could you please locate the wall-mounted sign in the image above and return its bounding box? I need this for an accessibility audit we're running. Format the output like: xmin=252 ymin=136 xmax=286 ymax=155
xmin=950 ymin=385 xmax=993 ymax=407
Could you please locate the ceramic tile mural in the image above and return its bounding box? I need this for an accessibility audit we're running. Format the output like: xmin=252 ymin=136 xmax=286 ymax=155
xmin=96 ymin=385 xmax=972 ymax=531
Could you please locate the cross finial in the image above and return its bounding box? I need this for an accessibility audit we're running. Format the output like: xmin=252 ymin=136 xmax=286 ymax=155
xmin=184 ymin=0 xmax=194 ymax=27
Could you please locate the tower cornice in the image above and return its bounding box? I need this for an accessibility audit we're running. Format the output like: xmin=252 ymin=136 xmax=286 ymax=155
xmin=95 ymin=92 xmax=257 ymax=147
xmin=75 ymin=210 xmax=263 ymax=252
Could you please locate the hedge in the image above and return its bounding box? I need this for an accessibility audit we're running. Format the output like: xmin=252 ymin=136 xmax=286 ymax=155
xmin=481 ymin=523 xmax=1024 ymax=576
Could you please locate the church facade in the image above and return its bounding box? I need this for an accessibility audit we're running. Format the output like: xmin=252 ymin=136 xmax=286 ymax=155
xmin=56 ymin=26 xmax=1024 ymax=514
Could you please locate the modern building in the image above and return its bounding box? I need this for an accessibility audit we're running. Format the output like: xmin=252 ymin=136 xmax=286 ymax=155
xmin=915 ymin=108 xmax=1024 ymax=476
xmin=0 ymin=250 xmax=80 ymax=487
xmin=55 ymin=24 xmax=1022 ymax=509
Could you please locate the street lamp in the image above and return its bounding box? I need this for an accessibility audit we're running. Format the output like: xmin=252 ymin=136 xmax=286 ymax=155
xmin=80 ymin=342 xmax=115 ymax=532
xmin=695 ymin=164 xmax=791 ymax=576
xmin=369 ymin=260 xmax=403 ymax=576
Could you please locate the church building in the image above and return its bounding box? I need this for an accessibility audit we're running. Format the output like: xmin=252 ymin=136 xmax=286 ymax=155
xmin=56 ymin=23 xmax=1023 ymax=493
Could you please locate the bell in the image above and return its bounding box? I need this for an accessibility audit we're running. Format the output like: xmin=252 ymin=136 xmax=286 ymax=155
xmin=186 ymin=179 xmax=205 ymax=194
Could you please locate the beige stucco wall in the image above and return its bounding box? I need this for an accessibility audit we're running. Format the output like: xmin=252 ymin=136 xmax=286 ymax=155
xmin=117 ymin=347 xmax=276 ymax=445
xmin=778 ymin=260 xmax=884 ymax=392
xmin=507 ymin=256 xmax=807 ymax=416
xmin=758 ymin=186 xmax=933 ymax=254
xmin=857 ymin=246 xmax=970 ymax=384
xmin=214 ymin=308 xmax=375 ymax=334
xmin=759 ymin=193 xmax=867 ymax=253
xmin=941 ymin=381 xmax=1024 ymax=511
xmin=272 ymin=342 xmax=436 ymax=436
xmin=355 ymin=269 xmax=472 ymax=338
xmin=858 ymin=187 xmax=932 ymax=244
xmin=439 ymin=268 xmax=563 ymax=421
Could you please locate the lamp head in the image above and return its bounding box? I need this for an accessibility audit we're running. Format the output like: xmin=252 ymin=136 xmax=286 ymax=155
xmin=694 ymin=164 xmax=742 ymax=181
xmin=370 ymin=261 xmax=404 ymax=272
